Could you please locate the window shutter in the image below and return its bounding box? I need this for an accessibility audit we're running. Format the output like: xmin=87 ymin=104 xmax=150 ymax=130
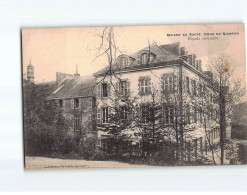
xmin=173 ymin=75 xmax=177 ymax=91
xmin=87 ymin=97 xmax=92 ymax=108
xmin=138 ymin=79 xmax=141 ymax=95
xmin=127 ymin=80 xmax=131 ymax=94
xmin=71 ymin=99 xmax=74 ymax=109
xmin=137 ymin=54 xmax=140 ymax=65
xmin=79 ymin=98 xmax=82 ymax=108
xmin=160 ymin=105 xmax=164 ymax=127
xmin=72 ymin=116 xmax=75 ymax=130
xmin=108 ymin=107 xmax=111 ymax=123
xmin=107 ymin=83 xmax=111 ymax=97
xmin=191 ymin=80 xmax=194 ymax=95
xmin=148 ymin=78 xmax=151 ymax=94
xmin=115 ymin=81 xmax=119 ymax=94
xmin=136 ymin=106 xmax=141 ymax=121
xmin=97 ymin=84 xmax=101 ymax=97
xmin=97 ymin=108 xmax=101 ymax=125
xmin=62 ymin=99 xmax=65 ymax=109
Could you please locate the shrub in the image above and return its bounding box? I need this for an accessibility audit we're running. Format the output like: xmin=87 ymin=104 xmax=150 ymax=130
xmin=237 ymin=143 xmax=247 ymax=164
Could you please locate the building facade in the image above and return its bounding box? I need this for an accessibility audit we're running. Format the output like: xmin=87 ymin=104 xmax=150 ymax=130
xmin=47 ymin=69 xmax=97 ymax=140
xmin=93 ymin=42 xmax=227 ymax=161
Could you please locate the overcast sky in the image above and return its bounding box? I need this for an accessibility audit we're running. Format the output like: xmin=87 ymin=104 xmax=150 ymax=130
xmin=22 ymin=23 xmax=245 ymax=83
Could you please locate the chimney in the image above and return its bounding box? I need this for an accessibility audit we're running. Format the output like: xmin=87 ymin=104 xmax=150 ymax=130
xmin=191 ymin=54 xmax=196 ymax=67
xmin=198 ymin=60 xmax=202 ymax=72
xmin=74 ymin=64 xmax=80 ymax=77
xmin=196 ymin=60 xmax=199 ymax=70
xmin=179 ymin=47 xmax=188 ymax=61
xmin=180 ymin=47 xmax=186 ymax=56
xmin=188 ymin=55 xmax=193 ymax=65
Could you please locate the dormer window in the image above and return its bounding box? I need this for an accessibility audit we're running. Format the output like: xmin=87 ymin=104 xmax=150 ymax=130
xmin=138 ymin=51 xmax=155 ymax=65
xmin=120 ymin=57 xmax=127 ymax=68
xmin=140 ymin=53 xmax=148 ymax=65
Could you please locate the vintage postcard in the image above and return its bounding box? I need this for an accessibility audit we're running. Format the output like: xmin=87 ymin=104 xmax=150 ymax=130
xmin=22 ymin=23 xmax=247 ymax=169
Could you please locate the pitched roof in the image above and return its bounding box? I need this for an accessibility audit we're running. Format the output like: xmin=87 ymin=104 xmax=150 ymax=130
xmin=47 ymin=75 xmax=95 ymax=100
xmin=94 ymin=42 xmax=181 ymax=76
xmin=35 ymin=81 xmax=57 ymax=95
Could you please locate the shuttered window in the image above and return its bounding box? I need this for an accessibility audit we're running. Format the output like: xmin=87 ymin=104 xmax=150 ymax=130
xmin=120 ymin=106 xmax=128 ymax=121
xmin=74 ymin=114 xmax=80 ymax=131
xmin=191 ymin=80 xmax=196 ymax=96
xmin=162 ymin=74 xmax=177 ymax=93
xmin=163 ymin=105 xmax=174 ymax=124
xmin=102 ymin=107 xmax=109 ymax=124
xmin=59 ymin=99 xmax=65 ymax=109
xmin=139 ymin=77 xmax=151 ymax=95
xmin=71 ymin=99 xmax=74 ymax=109
xmin=186 ymin=76 xmax=190 ymax=94
xmin=186 ymin=105 xmax=191 ymax=124
xmin=140 ymin=53 xmax=147 ymax=65
xmin=193 ymin=106 xmax=197 ymax=123
xmin=102 ymin=83 xmax=108 ymax=97
xmin=120 ymin=57 xmax=127 ymax=68
xmin=141 ymin=105 xmax=151 ymax=124
xmin=88 ymin=97 xmax=95 ymax=108
xmin=164 ymin=76 xmax=173 ymax=92
xmin=97 ymin=108 xmax=101 ymax=124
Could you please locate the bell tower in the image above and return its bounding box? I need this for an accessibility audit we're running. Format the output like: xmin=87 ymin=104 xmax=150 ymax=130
xmin=27 ymin=59 xmax=34 ymax=83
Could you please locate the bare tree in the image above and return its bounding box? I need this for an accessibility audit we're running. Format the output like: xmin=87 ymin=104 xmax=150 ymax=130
xmin=208 ymin=53 xmax=246 ymax=164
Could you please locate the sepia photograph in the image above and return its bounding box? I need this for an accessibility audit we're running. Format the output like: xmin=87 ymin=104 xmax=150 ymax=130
xmin=22 ymin=23 xmax=247 ymax=169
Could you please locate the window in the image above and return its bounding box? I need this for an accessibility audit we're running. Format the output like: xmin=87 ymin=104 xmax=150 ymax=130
xmin=186 ymin=105 xmax=190 ymax=124
xmin=102 ymin=107 xmax=109 ymax=124
xmin=140 ymin=53 xmax=148 ymax=65
xmin=120 ymin=80 xmax=128 ymax=95
xmin=163 ymin=105 xmax=174 ymax=124
xmin=71 ymin=99 xmax=74 ymax=109
xmin=120 ymin=106 xmax=128 ymax=121
xmin=192 ymin=80 xmax=196 ymax=96
xmin=186 ymin=77 xmax=190 ymax=93
xmin=203 ymin=85 xmax=206 ymax=97
xmin=199 ymin=108 xmax=203 ymax=124
xmin=97 ymin=108 xmax=101 ymax=124
xmin=164 ymin=76 xmax=174 ymax=92
xmin=89 ymin=97 xmax=95 ymax=108
xmin=74 ymin=114 xmax=80 ymax=130
xmin=193 ymin=106 xmax=197 ymax=123
xmin=199 ymin=83 xmax=202 ymax=96
xmin=74 ymin=98 xmax=79 ymax=109
xmin=59 ymin=99 xmax=64 ymax=109
xmin=102 ymin=83 xmax=108 ymax=97
xmin=141 ymin=105 xmax=153 ymax=124
xmin=120 ymin=57 xmax=127 ymax=68
xmin=139 ymin=77 xmax=150 ymax=95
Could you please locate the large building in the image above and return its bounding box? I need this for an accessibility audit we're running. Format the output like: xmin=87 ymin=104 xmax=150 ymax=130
xmin=93 ymin=42 xmax=227 ymax=161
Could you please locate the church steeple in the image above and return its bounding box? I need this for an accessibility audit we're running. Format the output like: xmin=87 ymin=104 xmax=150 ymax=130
xmin=27 ymin=59 xmax=34 ymax=83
